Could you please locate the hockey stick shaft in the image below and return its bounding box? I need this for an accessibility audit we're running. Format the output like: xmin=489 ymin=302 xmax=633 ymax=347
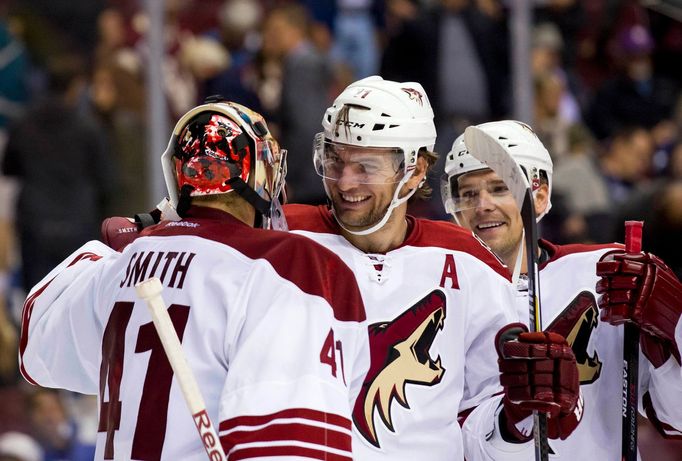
xmin=521 ymin=194 xmax=549 ymax=461
xmin=622 ymin=221 xmax=643 ymax=461
xmin=136 ymin=278 xmax=227 ymax=461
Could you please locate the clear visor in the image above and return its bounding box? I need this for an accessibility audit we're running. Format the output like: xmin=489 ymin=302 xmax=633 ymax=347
xmin=313 ymin=133 xmax=405 ymax=184
xmin=446 ymin=173 xmax=513 ymax=212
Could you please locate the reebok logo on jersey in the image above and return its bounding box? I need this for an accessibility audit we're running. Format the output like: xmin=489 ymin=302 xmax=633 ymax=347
xmin=166 ymin=221 xmax=200 ymax=228
xmin=353 ymin=290 xmax=446 ymax=448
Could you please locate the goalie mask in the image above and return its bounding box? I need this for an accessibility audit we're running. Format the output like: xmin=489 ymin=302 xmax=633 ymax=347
xmin=161 ymin=100 xmax=287 ymax=229
xmin=442 ymin=120 xmax=553 ymax=222
xmin=314 ymin=75 xmax=436 ymax=235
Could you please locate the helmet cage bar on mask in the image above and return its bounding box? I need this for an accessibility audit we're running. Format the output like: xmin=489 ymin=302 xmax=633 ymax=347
xmin=313 ymin=133 xmax=406 ymax=185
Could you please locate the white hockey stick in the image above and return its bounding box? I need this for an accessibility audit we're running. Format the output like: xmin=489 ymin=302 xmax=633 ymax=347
xmin=136 ymin=278 xmax=227 ymax=461
xmin=464 ymin=126 xmax=549 ymax=461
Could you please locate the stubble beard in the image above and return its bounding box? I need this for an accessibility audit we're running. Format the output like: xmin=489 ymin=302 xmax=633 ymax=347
xmin=332 ymin=195 xmax=391 ymax=230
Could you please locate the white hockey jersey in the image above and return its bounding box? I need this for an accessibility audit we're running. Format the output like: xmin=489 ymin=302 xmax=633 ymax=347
xmin=462 ymin=240 xmax=682 ymax=460
xmin=20 ymin=206 xmax=369 ymax=461
xmin=284 ymin=204 xmax=518 ymax=461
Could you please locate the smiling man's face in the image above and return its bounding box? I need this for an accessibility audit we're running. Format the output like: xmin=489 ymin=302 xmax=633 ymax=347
xmin=322 ymin=143 xmax=405 ymax=232
xmin=455 ymin=169 xmax=523 ymax=263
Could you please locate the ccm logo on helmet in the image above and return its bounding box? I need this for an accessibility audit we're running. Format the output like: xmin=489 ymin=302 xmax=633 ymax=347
xmin=336 ymin=120 xmax=366 ymax=128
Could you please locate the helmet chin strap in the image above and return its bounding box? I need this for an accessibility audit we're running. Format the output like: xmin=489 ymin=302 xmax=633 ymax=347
xmin=332 ymin=172 xmax=416 ymax=236
xmin=511 ymin=229 xmax=524 ymax=286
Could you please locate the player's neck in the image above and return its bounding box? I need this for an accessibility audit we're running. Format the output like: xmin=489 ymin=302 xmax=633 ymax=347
xmin=341 ymin=214 xmax=409 ymax=254
xmin=196 ymin=201 xmax=256 ymax=227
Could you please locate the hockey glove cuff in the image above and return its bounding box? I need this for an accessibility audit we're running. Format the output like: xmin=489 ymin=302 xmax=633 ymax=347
xmin=596 ymin=250 xmax=682 ymax=367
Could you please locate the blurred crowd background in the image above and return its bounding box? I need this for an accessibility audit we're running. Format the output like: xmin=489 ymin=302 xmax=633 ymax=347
xmin=0 ymin=0 xmax=681 ymax=459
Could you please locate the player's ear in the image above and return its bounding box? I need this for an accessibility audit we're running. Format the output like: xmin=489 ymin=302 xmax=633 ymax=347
xmin=534 ymin=183 xmax=550 ymax=216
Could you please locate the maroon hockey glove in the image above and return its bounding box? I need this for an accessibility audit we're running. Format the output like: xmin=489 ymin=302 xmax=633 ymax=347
xmin=101 ymin=209 xmax=161 ymax=251
xmin=596 ymin=250 xmax=682 ymax=367
xmin=101 ymin=216 xmax=141 ymax=251
xmin=496 ymin=323 xmax=581 ymax=441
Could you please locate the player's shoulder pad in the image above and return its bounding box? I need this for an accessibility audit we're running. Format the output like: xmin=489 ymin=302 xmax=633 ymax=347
xmin=407 ymin=217 xmax=511 ymax=280
xmin=283 ymin=204 xmax=339 ymax=234
xmin=539 ymin=239 xmax=623 ymax=268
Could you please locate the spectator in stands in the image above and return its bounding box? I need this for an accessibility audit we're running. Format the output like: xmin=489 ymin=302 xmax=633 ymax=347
xmin=201 ymin=0 xmax=263 ymax=110
xmin=0 ymin=21 xmax=28 ymax=355
xmin=1 ymin=55 xmax=118 ymax=290
xmin=534 ymin=72 xmax=573 ymax=163
xmin=598 ymin=126 xmax=654 ymax=206
xmin=552 ymin=123 xmax=611 ymax=243
xmin=330 ymin=0 xmax=382 ymax=79
xmin=587 ymin=24 xmax=679 ymax=140
xmin=667 ymin=140 xmax=682 ymax=179
xmin=263 ymin=3 xmax=332 ymax=204
xmin=533 ymin=0 xmax=584 ymax=71
xmin=609 ymin=138 xmax=682 ymax=278
xmin=27 ymin=389 xmax=95 ymax=461
xmin=531 ymin=22 xmax=582 ymax=126
xmin=0 ymin=299 xmax=16 ymax=386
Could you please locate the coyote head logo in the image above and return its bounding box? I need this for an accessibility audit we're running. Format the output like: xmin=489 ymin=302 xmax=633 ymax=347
xmin=401 ymin=88 xmax=424 ymax=106
xmin=353 ymin=290 xmax=446 ymax=447
xmin=547 ymin=290 xmax=602 ymax=384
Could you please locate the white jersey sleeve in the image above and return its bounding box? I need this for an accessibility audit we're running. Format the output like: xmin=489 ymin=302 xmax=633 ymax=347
xmin=641 ymin=348 xmax=682 ymax=438
xmin=20 ymin=240 xmax=118 ymax=394
xmin=461 ymin=394 xmax=539 ymax=461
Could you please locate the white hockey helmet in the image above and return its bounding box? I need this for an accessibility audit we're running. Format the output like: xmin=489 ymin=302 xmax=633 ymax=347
xmin=442 ymin=120 xmax=553 ymax=221
xmin=314 ymin=75 xmax=436 ymax=235
xmin=161 ymin=98 xmax=287 ymax=229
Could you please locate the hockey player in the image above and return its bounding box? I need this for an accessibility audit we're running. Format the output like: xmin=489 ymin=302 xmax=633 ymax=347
xmin=282 ymin=76 xmax=581 ymax=459
xmin=19 ymin=100 xmax=370 ymax=460
xmin=442 ymin=120 xmax=682 ymax=459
